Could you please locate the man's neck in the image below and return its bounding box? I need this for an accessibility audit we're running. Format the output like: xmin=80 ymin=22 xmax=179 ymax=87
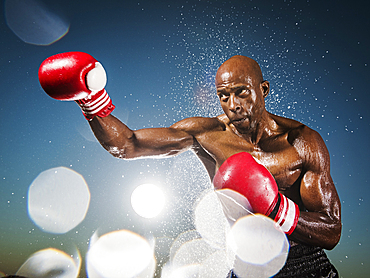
xmin=232 ymin=111 xmax=276 ymax=145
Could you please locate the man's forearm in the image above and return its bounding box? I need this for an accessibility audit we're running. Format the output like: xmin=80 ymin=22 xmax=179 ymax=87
xmin=290 ymin=211 xmax=341 ymax=250
xmin=89 ymin=114 xmax=134 ymax=158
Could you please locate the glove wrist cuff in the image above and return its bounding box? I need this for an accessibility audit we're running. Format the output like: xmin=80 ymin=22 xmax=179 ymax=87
xmin=76 ymin=89 xmax=115 ymax=120
xmin=269 ymin=192 xmax=300 ymax=235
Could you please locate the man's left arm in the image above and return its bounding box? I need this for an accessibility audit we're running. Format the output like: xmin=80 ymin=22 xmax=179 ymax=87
xmin=291 ymin=129 xmax=341 ymax=250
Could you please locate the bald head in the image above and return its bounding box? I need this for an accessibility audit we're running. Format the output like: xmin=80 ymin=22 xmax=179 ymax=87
xmin=215 ymin=55 xmax=270 ymax=131
xmin=215 ymin=55 xmax=264 ymax=88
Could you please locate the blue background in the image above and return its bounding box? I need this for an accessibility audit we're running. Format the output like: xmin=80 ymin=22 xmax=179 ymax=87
xmin=0 ymin=0 xmax=369 ymax=277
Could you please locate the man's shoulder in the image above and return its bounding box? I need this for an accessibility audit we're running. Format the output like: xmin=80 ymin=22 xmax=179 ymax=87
xmin=216 ymin=113 xmax=230 ymax=124
xmin=270 ymin=112 xmax=303 ymax=129
xmin=288 ymin=122 xmax=322 ymax=144
xmin=269 ymin=113 xmax=325 ymax=153
xmin=171 ymin=115 xmax=225 ymax=135
xmin=272 ymin=114 xmax=328 ymax=163
xmin=270 ymin=113 xmax=317 ymax=138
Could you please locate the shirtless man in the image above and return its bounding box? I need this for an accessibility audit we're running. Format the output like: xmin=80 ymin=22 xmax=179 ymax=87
xmin=39 ymin=53 xmax=341 ymax=277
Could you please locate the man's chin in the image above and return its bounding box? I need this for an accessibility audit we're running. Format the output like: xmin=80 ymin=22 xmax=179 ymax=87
xmin=232 ymin=118 xmax=247 ymax=125
xmin=232 ymin=118 xmax=253 ymax=131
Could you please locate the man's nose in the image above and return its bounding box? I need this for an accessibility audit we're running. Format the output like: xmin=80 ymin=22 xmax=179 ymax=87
xmin=228 ymin=95 xmax=240 ymax=112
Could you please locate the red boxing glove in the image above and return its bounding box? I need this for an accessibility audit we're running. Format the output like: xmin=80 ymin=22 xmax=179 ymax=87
xmin=38 ymin=51 xmax=115 ymax=120
xmin=213 ymin=152 xmax=299 ymax=235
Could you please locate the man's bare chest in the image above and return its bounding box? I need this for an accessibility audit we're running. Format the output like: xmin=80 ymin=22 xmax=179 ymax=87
xmin=197 ymin=129 xmax=303 ymax=190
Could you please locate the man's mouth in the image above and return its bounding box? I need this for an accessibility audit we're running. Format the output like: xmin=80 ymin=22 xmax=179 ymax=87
xmin=232 ymin=117 xmax=247 ymax=125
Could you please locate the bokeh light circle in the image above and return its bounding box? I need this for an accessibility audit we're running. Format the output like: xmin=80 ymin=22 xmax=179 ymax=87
xmin=86 ymin=230 xmax=155 ymax=278
xmin=5 ymin=0 xmax=69 ymax=45
xmin=28 ymin=167 xmax=90 ymax=234
xmin=227 ymin=214 xmax=289 ymax=277
xmin=16 ymin=248 xmax=81 ymax=278
xmin=166 ymin=230 xmax=234 ymax=278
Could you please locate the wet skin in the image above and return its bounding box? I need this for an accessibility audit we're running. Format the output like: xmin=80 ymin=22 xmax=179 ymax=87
xmin=89 ymin=55 xmax=341 ymax=250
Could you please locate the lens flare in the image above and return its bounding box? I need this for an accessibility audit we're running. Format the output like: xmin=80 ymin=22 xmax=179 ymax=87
xmin=131 ymin=183 xmax=165 ymax=218
xmin=5 ymin=0 xmax=69 ymax=45
xmin=227 ymin=214 xmax=289 ymax=278
xmin=28 ymin=167 xmax=90 ymax=234
xmin=16 ymin=248 xmax=81 ymax=278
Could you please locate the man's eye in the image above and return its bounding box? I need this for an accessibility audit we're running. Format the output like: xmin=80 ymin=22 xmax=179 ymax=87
xmin=238 ymin=89 xmax=249 ymax=96
xmin=219 ymin=95 xmax=229 ymax=102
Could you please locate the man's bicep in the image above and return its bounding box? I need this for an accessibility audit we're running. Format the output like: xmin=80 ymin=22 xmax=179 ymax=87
xmin=126 ymin=117 xmax=216 ymax=159
xmin=292 ymin=128 xmax=341 ymax=248
xmin=296 ymin=167 xmax=341 ymax=249
xmin=300 ymin=170 xmax=336 ymax=213
xmin=299 ymin=132 xmax=340 ymax=219
xmin=300 ymin=168 xmax=342 ymax=246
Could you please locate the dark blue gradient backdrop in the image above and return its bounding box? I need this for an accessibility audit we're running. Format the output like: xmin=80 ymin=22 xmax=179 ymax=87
xmin=1 ymin=0 xmax=369 ymax=277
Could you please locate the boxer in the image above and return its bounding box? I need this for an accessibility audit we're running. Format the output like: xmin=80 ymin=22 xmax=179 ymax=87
xmin=39 ymin=53 xmax=341 ymax=277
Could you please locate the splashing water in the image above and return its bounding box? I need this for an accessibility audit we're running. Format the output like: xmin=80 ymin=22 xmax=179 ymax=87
xmin=160 ymin=1 xmax=317 ymax=125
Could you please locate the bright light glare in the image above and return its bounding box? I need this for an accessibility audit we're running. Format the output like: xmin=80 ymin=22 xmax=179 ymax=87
xmin=131 ymin=183 xmax=165 ymax=218
xmin=86 ymin=230 xmax=155 ymax=278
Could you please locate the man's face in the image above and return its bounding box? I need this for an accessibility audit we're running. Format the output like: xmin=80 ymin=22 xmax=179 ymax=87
xmin=216 ymin=67 xmax=266 ymax=133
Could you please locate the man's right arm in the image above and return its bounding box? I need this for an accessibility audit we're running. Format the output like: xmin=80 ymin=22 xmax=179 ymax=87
xmin=89 ymin=114 xmax=195 ymax=159
xmin=38 ymin=51 xmax=198 ymax=160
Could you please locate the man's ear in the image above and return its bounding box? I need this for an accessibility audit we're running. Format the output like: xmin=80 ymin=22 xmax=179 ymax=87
xmin=261 ymin=80 xmax=270 ymax=98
